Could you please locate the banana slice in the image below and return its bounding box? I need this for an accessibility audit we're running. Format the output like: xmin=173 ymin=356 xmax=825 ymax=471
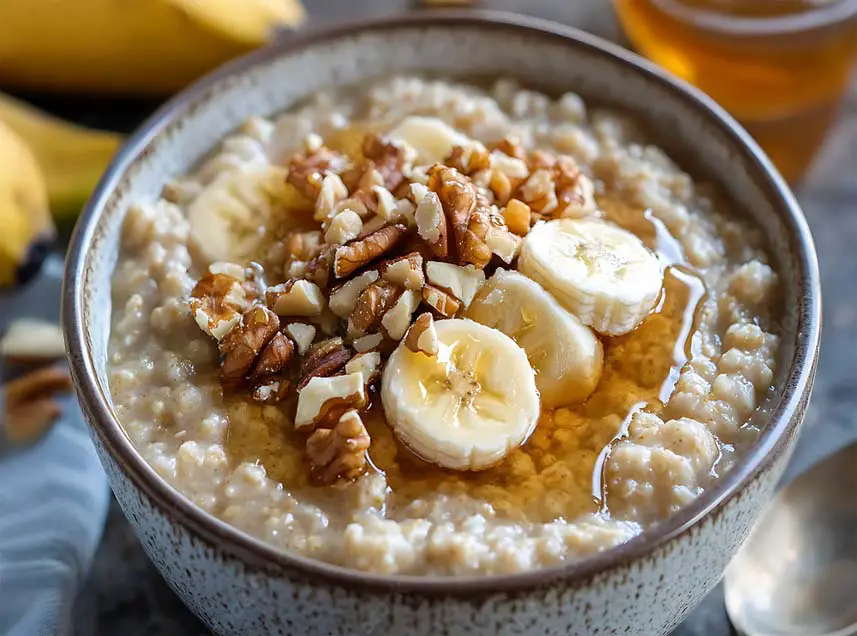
xmin=381 ymin=318 xmax=540 ymax=471
xmin=187 ymin=164 xmax=289 ymax=263
xmin=387 ymin=116 xmax=473 ymax=164
xmin=466 ymin=270 xmax=602 ymax=408
xmin=518 ymin=218 xmax=663 ymax=336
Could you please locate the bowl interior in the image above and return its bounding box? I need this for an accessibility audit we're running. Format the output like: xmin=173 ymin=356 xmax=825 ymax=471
xmin=67 ymin=12 xmax=818 ymax=584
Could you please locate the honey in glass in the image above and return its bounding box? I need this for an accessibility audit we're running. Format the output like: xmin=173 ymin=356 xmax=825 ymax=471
xmin=613 ymin=0 xmax=857 ymax=183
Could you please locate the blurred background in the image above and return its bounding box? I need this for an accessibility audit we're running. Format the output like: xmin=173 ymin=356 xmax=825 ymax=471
xmin=1 ymin=1 xmax=855 ymax=634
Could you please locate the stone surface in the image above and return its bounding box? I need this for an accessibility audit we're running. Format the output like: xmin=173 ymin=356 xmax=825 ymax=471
xmin=47 ymin=2 xmax=855 ymax=635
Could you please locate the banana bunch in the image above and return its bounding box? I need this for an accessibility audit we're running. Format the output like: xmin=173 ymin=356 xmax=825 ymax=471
xmin=0 ymin=94 xmax=123 ymax=287
xmin=0 ymin=0 xmax=305 ymax=95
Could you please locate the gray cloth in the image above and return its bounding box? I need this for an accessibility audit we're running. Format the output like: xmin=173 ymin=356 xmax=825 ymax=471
xmin=0 ymin=255 xmax=110 ymax=636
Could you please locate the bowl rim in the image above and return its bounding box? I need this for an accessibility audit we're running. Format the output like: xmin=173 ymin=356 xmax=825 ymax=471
xmin=63 ymin=9 xmax=821 ymax=594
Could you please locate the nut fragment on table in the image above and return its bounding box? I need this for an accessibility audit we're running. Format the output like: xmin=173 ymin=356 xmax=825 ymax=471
xmin=2 ymin=366 xmax=71 ymax=444
xmin=0 ymin=319 xmax=66 ymax=365
xmin=305 ymin=409 xmax=371 ymax=484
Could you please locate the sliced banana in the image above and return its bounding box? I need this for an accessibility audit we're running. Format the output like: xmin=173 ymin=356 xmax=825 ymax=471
xmin=381 ymin=318 xmax=540 ymax=471
xmin=187 ymin=164 xmax=289 ymax=263
xmin=466 ymin=270 xmax=602 ymax=408
xmin=387 ymin=116 xmax=473 ymax=165
xmin=518 ymin=218 xmax=663 ymax=336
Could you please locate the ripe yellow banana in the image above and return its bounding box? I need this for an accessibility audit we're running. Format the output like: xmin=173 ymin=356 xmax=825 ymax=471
xmin=0 ymin=121 xmax=53 ymax=287
xmin=0 ymin=0 xmax=305 ymax=95
xmin=0 ymin=93 xmax=123 ymax=223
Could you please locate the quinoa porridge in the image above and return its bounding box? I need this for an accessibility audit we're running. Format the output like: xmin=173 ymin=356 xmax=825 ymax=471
xmin=108 ymin=77 xmax=779 ymax=575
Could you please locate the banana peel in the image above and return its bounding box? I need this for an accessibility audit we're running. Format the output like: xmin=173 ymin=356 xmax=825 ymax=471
xmin=0 ymin=0 xmax=306 ymax=95
xmin=0 ymin=121 xmax=54 ymax=288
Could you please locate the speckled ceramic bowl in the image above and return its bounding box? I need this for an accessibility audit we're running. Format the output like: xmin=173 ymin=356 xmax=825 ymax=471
xmin=63 ymin=11 xmax=821 ymax=636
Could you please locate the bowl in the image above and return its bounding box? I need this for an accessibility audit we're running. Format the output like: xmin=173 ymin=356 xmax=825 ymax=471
xmin=62 ymin=11 xmax=821 ymax=636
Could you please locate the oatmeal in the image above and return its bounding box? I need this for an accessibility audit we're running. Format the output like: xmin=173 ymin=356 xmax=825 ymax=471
xmin=108 ymin=77 xmax=779 ymax=575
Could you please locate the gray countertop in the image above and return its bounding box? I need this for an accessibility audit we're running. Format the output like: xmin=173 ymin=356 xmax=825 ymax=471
xmin=66 ymin=2 xmax=856 ymax=635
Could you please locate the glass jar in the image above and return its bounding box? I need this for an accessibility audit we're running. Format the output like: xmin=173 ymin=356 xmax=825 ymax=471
xmin=613 ymin=0 xmax=857 ymax=183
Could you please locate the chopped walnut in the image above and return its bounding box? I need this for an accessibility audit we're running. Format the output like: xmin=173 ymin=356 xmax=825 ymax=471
xmin=329 ymin=270 xmax=380 ymax=318
xmin=413 ymin=187 xmax=448 ymax=259
xmin=502 ymin=199 xmax=532 ymax=236
xmin=219 ymin=306 xmax=280 ymax=381
xmin=314 ymin=173 xmax=349 ymax=223
xmin=445 ymin=143 xmax=491 ymax=175
xmin=428 ymin=165 xmax=492 ymax=268
xmin=380 ymin=289 xmax=421 ymax=341
xmin=284 ymin=322 xmax=316 ymax=355
xmin=493 ymin=137 xmax=527 ymax=161
xmin=2 ymin=367 xmax=71 ymax=444
xmin=189 ymin=272 xmax=247 ymax=341
xmin=421 ymin=283 xmax=461 ymax=317
xmin=249 ymin=331 xmax=294 ymax=382
xmin=362 ymin=134 xmax=406 ymax=192
xmin=518 ymin=168 xmax=559 ymax=216
xmin=266 ymin=279 xmax=326 ymax=317
xmin=380 ymin=252 xmax=424 ymax=290
xmin=303 ymin=246 xmax=335 ymax=290
xmin=287 ymin=147 xmax=350 ymax=200
xmin=295 ymin=373 xmax=366 ymax=431
xmin=306 ymin=409 xmax=371 ymax=484
xmin=324 ymin=209 xmax=363 ymax=246
xmin=298 ymin=337 xmax=354 ymax=389
xmin=333 ymin=224 xmax=409 ymax=278
xmin=404 ymin=313 xmax=439 ymax=356
xmin=425 ymin=261 xmax=486 ymax=309
xmin=352 ymin=332 xmax=384 ymax=353
xmin=344 ymin=350 xmax=382 ymax=386
xmin=347 ymin=279 xmax=401 ymax=337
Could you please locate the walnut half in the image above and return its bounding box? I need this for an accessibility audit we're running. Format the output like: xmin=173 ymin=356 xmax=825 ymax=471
xmin=306 ymin=409 xmax=371 ymax=484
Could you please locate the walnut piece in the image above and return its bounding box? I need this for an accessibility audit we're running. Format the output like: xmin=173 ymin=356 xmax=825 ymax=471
xmin=425 ymin=261 xmax=486 ymax=309
xmin=428 ymin=165 xmax=492 ymax=268
xmin=362 ymin=134 xmax=406 ymax=192
xmin=404 ymin=313 xmax=439 ymax=356
xmin=324 ymin=209 xmax=363 ymax=245
xmin=344 ymin=350 xmax=382 ymax=385
xmin=348 ymin=280 xmax=401 ymax=337
xmin=299 ymin=337 xmax=354 ymax=389
xmin=421 ymin=284 xmax=461 ymax=317
xmin=284 ymin=323 xmax=316 ymax=355
xmin=333 ymin=224 xmax=409 ymax=279
xmin=0 ymin=319 xmax=66 ymax=365
xmin=250 ymin=332 xmax=294 ymax=382
xmin=306 ymin=409 xmax=371 ymax=484
xmin=352 ymin=332 xmax=384 ymax=353
xmin=413 ymin=187 xmax=448 ymax=259
xmin=329 ymin=270 xmax=380 ymax=318
xmin=252 ymin=379 xmax=291 ymax=404
xmin=314 ymin=173 xmax=349 ymax=223
xmin=266 ymin=280 xmax=326 ymax=317
xmin=189 ymin=272 xmax=247 ymax=341
xmin=380 ymin=252 xmax=424 ymax=290
xmin=287 ymin=147 xmax=350 ymax=200
xmin=303 ymin=247 xmax=335 ymax=291
xmin=381 ymin=289 xmax=421 ymax=340
xmin=295 ymin=373 xmax=367 ymax=431
xmin=219 ymin=306 xmax=280 ymax=381
xmin=502 ymin=199 xmax=532 ymax=236
xmin=445 ymin=143 xmax=491 ymax=175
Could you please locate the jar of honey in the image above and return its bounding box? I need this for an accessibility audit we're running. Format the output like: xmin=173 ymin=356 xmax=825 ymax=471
xmin=613 ymin=0 xmax=857 ymax=183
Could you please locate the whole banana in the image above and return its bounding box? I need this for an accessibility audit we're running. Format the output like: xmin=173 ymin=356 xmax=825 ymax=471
xmin=0 ymin=0 xmax=305 ymax=95
xmin=0 ymin=121 xmax=53 ymax=287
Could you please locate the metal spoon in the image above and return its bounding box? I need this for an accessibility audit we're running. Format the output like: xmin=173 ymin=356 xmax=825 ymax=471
xmin=725 ymin=441 xmax=857 ymax=636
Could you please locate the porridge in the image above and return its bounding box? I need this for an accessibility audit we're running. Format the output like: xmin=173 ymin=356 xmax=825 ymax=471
xmin=108 ymin=77 xmax=779 ymax=575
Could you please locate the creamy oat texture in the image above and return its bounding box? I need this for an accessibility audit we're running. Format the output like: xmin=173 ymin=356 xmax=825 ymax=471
xmin=108 ymin=77 xmax=778 ymax=575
